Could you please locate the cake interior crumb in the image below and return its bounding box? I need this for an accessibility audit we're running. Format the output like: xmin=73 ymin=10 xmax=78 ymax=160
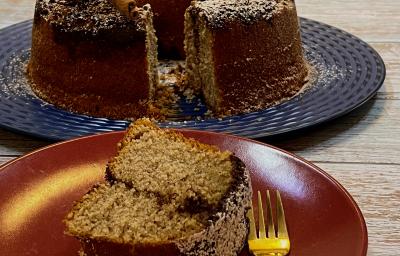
xmin=65 ymin=183 xmax=207 ymax=243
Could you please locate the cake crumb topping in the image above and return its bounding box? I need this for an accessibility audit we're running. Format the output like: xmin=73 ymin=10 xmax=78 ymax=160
xmin=190 ymin=0 xmax=281 ymax=28
xmin=35 ymin=0 xmax=146 ymax=34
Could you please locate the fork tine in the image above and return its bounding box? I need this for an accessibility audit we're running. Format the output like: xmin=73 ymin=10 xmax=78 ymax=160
xmin=247 ymin=202 xmax=257 ymax=240
xmin=276 ymin=190 xmax=289 ymax=239
xmin=257 ymin=191 xmax=267 ymax=238
xmin=266 ymin=190 xmax=276 ymax=238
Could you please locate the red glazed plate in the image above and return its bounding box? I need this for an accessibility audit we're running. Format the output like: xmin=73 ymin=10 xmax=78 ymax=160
xmin=0 ymin=130 xmax=367 ymax=255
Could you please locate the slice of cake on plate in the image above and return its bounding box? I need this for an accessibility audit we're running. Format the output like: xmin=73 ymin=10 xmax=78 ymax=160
xmin=65 ymin=119 xmax=252 ymax=255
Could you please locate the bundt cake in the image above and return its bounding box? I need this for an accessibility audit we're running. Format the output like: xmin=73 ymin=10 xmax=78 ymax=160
xmin=64 ymin=119 xmax=252 ymax=255
xmin=28 ymin=0 xmax=309 ymax=119
xmin=185 ymin=0 xmax=309 ymax=115
xmin=27 ymin=0 xmax=159 ymax=119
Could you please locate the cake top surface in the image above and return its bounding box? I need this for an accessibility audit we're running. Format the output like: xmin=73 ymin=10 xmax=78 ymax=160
xmin=35 ymin=0 xmax=150 ymax=34
xmin=189 ymin=0 xmax=290 ymax=28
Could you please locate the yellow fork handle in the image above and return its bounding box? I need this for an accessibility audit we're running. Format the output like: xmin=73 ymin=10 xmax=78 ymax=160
xmin=248 ymin=238 xmax=290 ymax=256
xmin=254 ymin=254 xmax=284 ymax=256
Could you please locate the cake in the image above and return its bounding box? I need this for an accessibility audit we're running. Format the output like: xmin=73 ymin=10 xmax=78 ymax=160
xmin=64 ymin=119 xmax=252 ymax=255
xmin=109 ymin=0 xmax=192 ymax=59
xmin=27 ymin=0 xmax=309 ymax=119
xmin=27 ymin=0 xmax=159 ymax=119
xmin=185 ymin=0 xmax=309 ymax=115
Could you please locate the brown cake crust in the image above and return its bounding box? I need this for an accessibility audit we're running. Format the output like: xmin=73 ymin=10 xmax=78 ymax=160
xmin=213 ymin=1 xmax=308 ymax=114
xmin=27 ymin=0 xmax=156 ymax=119
xmin=186 ymin=0 xmax=309 ymax=115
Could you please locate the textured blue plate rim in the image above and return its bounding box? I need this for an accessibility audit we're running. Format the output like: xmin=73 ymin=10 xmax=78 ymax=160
xmin=0 ymin=17 xmax=386 ymax=141
xmin=265 ymin=18 xmax=386 ymax=137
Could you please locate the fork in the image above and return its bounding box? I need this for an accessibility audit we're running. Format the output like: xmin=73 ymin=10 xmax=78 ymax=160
xmin=247 ymin=190 xmax=290 ymax=256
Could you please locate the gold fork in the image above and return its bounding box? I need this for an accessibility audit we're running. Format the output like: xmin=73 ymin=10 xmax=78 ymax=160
xmin=247 ymin=190 xmax=290 ymax=256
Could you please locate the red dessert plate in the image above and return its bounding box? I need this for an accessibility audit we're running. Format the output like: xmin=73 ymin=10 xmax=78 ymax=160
xmin=0 ymin=130 xmax=367 ymax=255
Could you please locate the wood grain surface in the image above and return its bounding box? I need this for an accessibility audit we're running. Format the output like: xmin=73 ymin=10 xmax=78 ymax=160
xmin=0 ymin=0 xmax=399 ymax=255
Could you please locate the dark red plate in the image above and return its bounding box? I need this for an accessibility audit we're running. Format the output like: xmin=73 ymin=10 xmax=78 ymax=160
xmin=0 ymin=130 xmax=367 ymax=255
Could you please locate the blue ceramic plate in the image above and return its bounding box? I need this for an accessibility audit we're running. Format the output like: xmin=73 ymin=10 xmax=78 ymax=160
xmin=0 ymin=18 xmax=385 ymax=141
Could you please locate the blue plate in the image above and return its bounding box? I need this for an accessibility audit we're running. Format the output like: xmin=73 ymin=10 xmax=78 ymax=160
xmin=0 ymin=18 xmax=385 ymax=141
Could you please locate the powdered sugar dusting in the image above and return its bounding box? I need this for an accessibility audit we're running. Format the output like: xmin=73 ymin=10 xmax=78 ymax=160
xmin=189 ymin=0 xmax=279 ymax=28
xmin=35 ymin=0 xmax=146 ymax=34
xmin=303 ymin=44 xmax=345 ymax=91
xmin=0 ymin=50 xmax=35 ymax=99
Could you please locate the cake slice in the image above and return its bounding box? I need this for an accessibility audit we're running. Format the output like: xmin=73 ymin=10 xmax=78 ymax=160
xmin=184 ymin=0 xmax=309 ymax=116
xmin=65 ymin=119 xmax=252 ymax=255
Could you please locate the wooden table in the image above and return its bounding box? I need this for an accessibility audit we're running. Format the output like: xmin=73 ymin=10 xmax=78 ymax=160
xmin=0 ymin=0 xmax=399 ymax=255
